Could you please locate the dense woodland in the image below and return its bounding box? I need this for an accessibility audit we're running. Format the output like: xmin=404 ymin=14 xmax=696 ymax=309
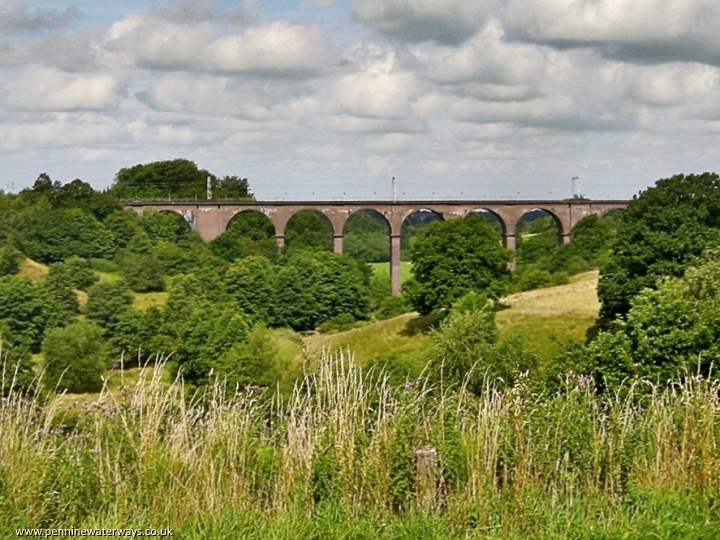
xmin=2 ymin=162 xmax=720 ymax=536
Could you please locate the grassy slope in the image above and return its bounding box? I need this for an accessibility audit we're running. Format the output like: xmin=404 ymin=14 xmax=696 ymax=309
xmin=496 ymin=270 xmax=599 ymax=362
xmin=307 ymin=271 xmax=600 ymax=367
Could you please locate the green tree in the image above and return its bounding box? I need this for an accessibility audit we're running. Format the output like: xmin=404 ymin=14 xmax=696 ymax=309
xmin=109 ymin=307 xmax=172 ymax=366
xmin=598 ymin=172 xmax=720 ymax=323
xmin=42 ymin=321 xmax=110 ymax=393
xmin=0 ymin=244 xmax=22 ymax=276
xmin=216 ymin=325 xmax=282 ymax=389
xmin=121 ymin=253 xmax=164 ymax=292
xmin=275 ymin=251 xmax=371 ymax=331
xmin=173 ymin=302 xmax=252 ymax=385
xmin=285 ymin=211 xmax=333 ymax=253
xmin=405 ymin=215 xmax=511 ymax=315
xmin=0 ymin=276 xmax=54 ymax=351
xmin=103 ymin=209 xmax=143 ymax=249
xmin=48 ymin=256 xmax=98 ymax=290
xmin=111 ymin=159 xmax=253 ymax=200
xmin=141 ymin=211 xmax=195 ymax=244
xmin=224 ymin=256 xmax=276 ymax=322
xmin=0 ymin=341 xmax=35 ymax=396
xmin=85 ymin=281 xmax=134 ymax=333
xmin=13 ymin=206 xmax=115 ymax=263
xmin=210 ymin=211 xmax=278 ymax=262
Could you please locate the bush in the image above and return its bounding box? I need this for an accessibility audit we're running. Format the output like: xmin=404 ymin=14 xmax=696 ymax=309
xmin=317 ymin=313 xmax=358 ymax=333
xmin=42 ymin=321 xmax=110 ymax=393
xmin=109 ymin=307 xmax=172 ymax=366
xmin=275 ymin=251 xmax=371 ymax=331
xmin=0 ymin=244 xmax=22 ymax=276
xmin=215 ymin=325 xmax=282 ymax=389
xmin=374 ymin=295 xmax=411 ymax=320
xmin=0 ymin=340 xmax=35 ymax=396
xmin=173 ymin=302 xmax=252 ymax=386
xmin=516 ymin=268 xmax=552 ymax=291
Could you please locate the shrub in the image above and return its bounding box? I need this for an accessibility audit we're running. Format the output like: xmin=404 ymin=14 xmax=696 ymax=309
xmin=516 ymin=268 xmax=552 ymax=291
xmin=317 ymin=313 xmax=358 ymax=333
xmin=0 ymin=244 xmax=22 ymax=276
xmin=42 ymin=321 xmax=110 ymax=393
xmin=216 ymin=325 xmax=282 ymax=389
xmin=374 ymin=295 xmax=411 ymax=320
xmin=0 ymin=339 xmax=35 ymax=396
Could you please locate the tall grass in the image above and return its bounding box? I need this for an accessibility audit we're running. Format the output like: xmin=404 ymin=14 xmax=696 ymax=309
xmin=2 ymin=354 xmax=720 ymax=537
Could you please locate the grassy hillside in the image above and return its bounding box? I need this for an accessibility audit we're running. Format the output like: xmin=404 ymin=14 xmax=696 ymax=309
xmin=369 ymin=261 xmax=413 ymax=284
xmin=308 ymin=270 xmax=600 ymax=368
xmin=497 ymin=270 xmax=599 ymax=362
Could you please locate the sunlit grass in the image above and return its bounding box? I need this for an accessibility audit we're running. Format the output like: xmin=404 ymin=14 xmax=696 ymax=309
xmin=17 ymin=258 xmax=48 ymax=281
xmin=369 ymin=261 xmax=413 ymax=284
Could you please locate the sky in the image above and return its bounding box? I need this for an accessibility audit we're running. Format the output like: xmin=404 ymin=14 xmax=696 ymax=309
xmin=1 ymin=0 xmax=719 ymax=201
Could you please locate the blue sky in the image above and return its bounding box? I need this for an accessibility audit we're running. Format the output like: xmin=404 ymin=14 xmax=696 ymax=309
xmin=1 ymin=0 xmax=719 ymax=200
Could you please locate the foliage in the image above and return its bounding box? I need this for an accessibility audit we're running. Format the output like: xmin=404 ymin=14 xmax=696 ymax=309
xmin=43 ymin=271 xmax=79 ymax=322
xmin=85 ymin=281 xmax=134 ymax=333
xmin=285 ymin=211 xmax=333 ymax=253
xmin=0 ymin=341 xmax=35 ymax=396
xmin=103 ymin=209 xmax=143 ymax=248
xmin=598 ymin=172 xmax=720 ymax=322
xmin=515 ymin=215 xmax=560 ymax=266
xmin=405 ymin=215 xmax=511 ymax=315
xmin=141 ymin=211 xmax=194 ymax=244
xmin=111 ymin=159 xmax=253 ymax=200
xmin=0 ymin=276 xmax=54 ymax=352
xmin=374 ymin=295 xmax=411 ymax=320
xmin=42 ymin=321 xmax=110 ymax=393
xmin=48 ymin=256 xmax=98 ymax=290
xmin=13 ymin=206 xmax=115 ymax=263
xmin=173 ymin=302 xmax=252 ymax=385
xmin=274 ymin=251 xmax=371 ymax=331
xmin=215 ymin=325 xmax=283 ymax=389
xmin=109 ymin=307 xmax=172 ymax=366
xmin=344 ymin=211 xmax=389 ymax=263
xmin=224 ymin=256 xmax=276 ymax=323
xmin=120 ymin=253 xmax=164 ymax=292
xmin=210 ymin=211 xmax=278 ymax=262
xmin=0 ymin=244 xmax=22 ymax=276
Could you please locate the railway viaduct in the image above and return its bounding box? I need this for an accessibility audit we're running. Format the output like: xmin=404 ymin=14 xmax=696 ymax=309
xmin=125 ymin=199 xmax=628 ymax=295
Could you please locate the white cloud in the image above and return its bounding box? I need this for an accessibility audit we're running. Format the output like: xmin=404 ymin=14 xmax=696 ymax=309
xmin=504 ymin=0 xmax=720 ymax=65
xmin=110 ymin=17 xmax=334 ymax=78
xmin=354 ymin=0 xmax=496 ymax=44
xmin=1 ymin=66 xmax=119 ymax=111
xmin=0 ymin=0 xmax=79 ymax=33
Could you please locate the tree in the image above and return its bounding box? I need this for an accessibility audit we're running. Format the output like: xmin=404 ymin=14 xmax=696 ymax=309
xmin=141 ymin=211 xmax=195 ymax=244
xmin=598 ymin=172 xmax=720 ymax=323
xmin=103 ymin=209 xmax=144 ymax=249
xmin=109 ymin=307 xmax=172 ymax=366
xmin=13 ymin=206 xmax=115 ymax=263
xmin=216 ymin=325 xmax=282 ymax=389
xmin=42 ymin=321 xmax=110 ymax=393
xmin=121 ymin=254 xmax=164 ymax=292
xmin=85 ymin=281 xmax=134 ymax=333
xmin=210 ymin=212 xmax=278 ymax=262
xmin=224 ymin=256 xmax=276 ymax=322
xmin=285 ymin=211 xmax=333 ymax=253
xmin=173 ymin=302 xmax=252 ymax=385
xmin=0 ymin=276 xmax=54 ymax=352
xmin=48 ymin=256 xmax=98 ymax=290
xmin=0 ymin=244 xmax=22 ymax=276
xmin=405 ymin=215 xmax=512 ymax=315
xmin=111 ymin=159 xmax=254 ymax=200
xmin=275 ymin=251 xmax=371 ymax=331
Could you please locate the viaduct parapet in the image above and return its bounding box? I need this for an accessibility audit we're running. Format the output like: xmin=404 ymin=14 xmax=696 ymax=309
xmin=125 ymin=199 xmax=629 ymax=295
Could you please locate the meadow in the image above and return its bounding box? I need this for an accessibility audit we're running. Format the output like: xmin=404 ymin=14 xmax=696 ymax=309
xmin=2 ymin=354 xmax=719 ymax=539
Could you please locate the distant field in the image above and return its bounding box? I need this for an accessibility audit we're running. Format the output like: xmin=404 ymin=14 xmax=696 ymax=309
xmin=369 ymin=261 xmax=413 ymax=284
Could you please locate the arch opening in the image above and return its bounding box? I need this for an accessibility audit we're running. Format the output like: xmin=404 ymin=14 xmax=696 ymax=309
xmin=514 ymin=208 xmax=563 ymax=268
xmin=210 ymin=210 xmax=278 ymax=262
xmin=468 ymin=208 xmax=507 ymax=237
xmin=141 ymin=209 xmax=195 ymax=244
xmin=401 ymin=209 xmax=443 ymax=262
xmin=343 ymin=209 xmax=391 ymax=264
xmin=285 ymin=209 xmax=334 ymax=253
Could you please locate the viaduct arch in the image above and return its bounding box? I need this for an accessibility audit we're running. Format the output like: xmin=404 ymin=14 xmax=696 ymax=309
xmin=125 ymin=199 xmax=628 ymax=295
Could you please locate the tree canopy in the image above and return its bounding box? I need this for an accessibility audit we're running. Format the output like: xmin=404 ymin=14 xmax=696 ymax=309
xmin=405 ymin=215 xmax=512 ymax=314
xmin=598 ymin=172 xmax=720 ymax=323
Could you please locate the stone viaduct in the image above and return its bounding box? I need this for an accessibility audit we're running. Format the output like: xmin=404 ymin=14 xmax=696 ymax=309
xmin=125 ymin=199 xmax=628 ymax=295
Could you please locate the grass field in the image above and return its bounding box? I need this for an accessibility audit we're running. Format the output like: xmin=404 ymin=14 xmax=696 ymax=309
xmin=369 ymin=261 xmax=413 ymax=284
